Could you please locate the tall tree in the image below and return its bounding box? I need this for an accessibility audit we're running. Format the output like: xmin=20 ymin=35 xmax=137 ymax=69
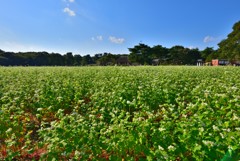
xmin=151 ymin=45 xmax=169 ymax=63
xmin=168 ymin=45 xmax=186 ymax=65
xmin=218 ymin=21 xmax=240 ymax=60
xmin=73 ymin=55 xmax=82 ymax=66
xmin=129 ymin=43 xmax=152 ymax=65
xmin=97 ymin=53 xmax=116 ymax=65
xmin=201 ymin=47 xmax=215 ymax=60
xmin=186 ymin=48 xmax=201 ymax=65
xmin=81 ymin=55 xmax=94 ymax=65
xmin=64 ymin=52 xmax=74 ymax=66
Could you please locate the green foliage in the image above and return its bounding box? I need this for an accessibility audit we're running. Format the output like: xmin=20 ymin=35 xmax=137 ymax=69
xmin=128 ymin=44 xmax=201 ymax=65
xmin=201 ymin=47 xmax=217 ymax=62
xmin=129 ymin=43 xmax=152 ymax=65
xmin=218 ymin=21 xmax=240 ymax=60
xmin=0 ymin=66 xmax=239 ymax=160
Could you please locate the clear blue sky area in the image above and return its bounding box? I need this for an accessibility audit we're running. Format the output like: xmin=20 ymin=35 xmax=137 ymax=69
xmin=0 ymin=0 xmax=239 ymax=55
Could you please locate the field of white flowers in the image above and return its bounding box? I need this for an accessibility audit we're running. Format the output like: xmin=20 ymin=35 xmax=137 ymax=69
xmin=0 ymin=66 xmax=239 ymax=160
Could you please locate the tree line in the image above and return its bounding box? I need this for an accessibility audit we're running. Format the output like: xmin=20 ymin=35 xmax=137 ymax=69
xmin=0 ymin=46 xmax=214 ymax=66
xmin=0 ymin=50 xmax=129 ymax=66
xmin=0 ymin=21 xmax=239 ymax=66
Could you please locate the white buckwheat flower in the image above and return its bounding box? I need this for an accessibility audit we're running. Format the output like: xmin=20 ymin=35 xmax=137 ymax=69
xmin=168 ymin=145 xmax=176 ymax=151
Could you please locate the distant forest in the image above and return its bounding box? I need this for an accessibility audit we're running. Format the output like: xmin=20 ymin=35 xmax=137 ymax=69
xmin=0 ymin=46 xmax=214 ymax=66
xmin=1 ymin=21 xmax=239 ymax=66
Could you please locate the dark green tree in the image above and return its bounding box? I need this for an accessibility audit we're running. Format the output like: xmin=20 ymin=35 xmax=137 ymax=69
xmin=64 ymin=52 xmax=74 ymax=66
xmin=167 ymin=46 xmax=201 ymax=65
xmin=168 ymin=45 xmax=186 ymax=64
xmin=47 ymin=53 xmax=63 ymax=66
xmin=73 ymin=55 xmax=82 ymax=66
xmin=218 ymin=21 xmax=240 ymax=60
xmin=151 ymin=45 xmax=169 ymax=64
xmin=129 ymin=43 xmax=152 ymax=65
xmin=97 ymin=53 xmax=117 ymax=65
xmin=186 ymin=48 xmax=201 ymax=65
xmin=201 ymin=47 xmax=215 ymax=61
xmin=81 ymin=55 xmax=94 ymax=65
xmin=93 ymin=54 xmax=102 ymax=63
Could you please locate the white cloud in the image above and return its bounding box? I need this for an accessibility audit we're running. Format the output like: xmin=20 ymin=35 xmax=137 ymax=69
xmin=109 ymin=36 xmax=125 ymax=44
xmin=62 ymin=0 xmax=74 ymax=3
xmin=91 ymin=36 xmax=103 ymax=41
xmin=63 ymin=7 xmax=76 ymax=16
xmin=97 ymin=36 xmax=103 ymax=41
xmin=203 ymin=36 xmax=217 ymax=43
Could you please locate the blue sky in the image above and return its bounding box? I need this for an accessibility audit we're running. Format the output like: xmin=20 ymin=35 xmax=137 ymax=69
xmin=0 ymin=0 xmax=239 ymax=55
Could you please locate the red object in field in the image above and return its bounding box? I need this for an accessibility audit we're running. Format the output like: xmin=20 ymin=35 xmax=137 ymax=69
xmin=211 ymin=59 xmax=229 ymax=66
xmin=212 ymin=59 xmax=219 ymax=66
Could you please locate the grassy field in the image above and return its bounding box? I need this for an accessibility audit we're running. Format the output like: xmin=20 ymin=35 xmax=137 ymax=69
xmin=0 ymin=66 xmax=239 ymax=160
